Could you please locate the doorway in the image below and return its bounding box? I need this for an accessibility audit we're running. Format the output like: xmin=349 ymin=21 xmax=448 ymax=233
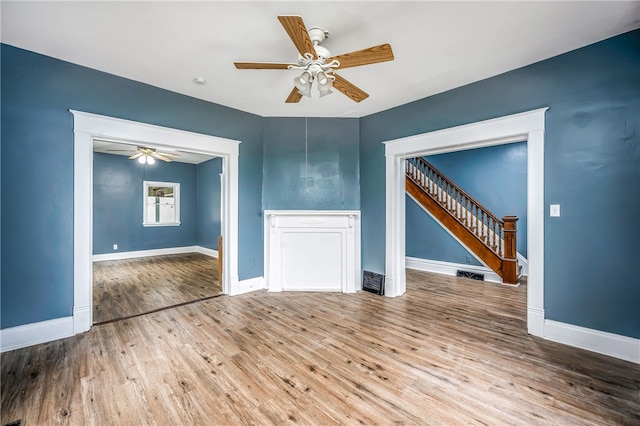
xmin=72 ymin=110 xmax=240 ymax=334
xmin=91 ymin=141 xmax=224 ymax=324
xmin=383 ymin=108 xmax=547 ymax=337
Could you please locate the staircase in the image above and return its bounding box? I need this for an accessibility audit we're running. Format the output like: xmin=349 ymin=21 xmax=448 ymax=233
xmin=406 ymin=157 xmax=519 ymax=284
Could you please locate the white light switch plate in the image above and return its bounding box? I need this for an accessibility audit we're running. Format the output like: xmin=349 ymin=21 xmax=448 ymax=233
xmin=550 ymin=204 xmax=560 ymax=217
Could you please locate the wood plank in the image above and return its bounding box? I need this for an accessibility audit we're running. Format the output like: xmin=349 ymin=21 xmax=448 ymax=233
xmin=93 ymin=252 xmax=221 ymax=324
xmin=2 ymin=270 xmax=638 ymax=425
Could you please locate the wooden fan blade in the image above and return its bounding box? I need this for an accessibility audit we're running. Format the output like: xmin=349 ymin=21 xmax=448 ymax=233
xmin=152 ymin=153 xmax=173 ymax=162
xmin=106 ymin=149 xmax=136 ymax=152
xmin=151 ymin=152 xmax=173 ymax=163
xmin=156 ymin=151 xmax=179 ymax=157
xmin=329 ymin=43 xmax=394 ymax=69
xmin=129 ymin=152 xmax=143 ymax=160
xmin=234 ymin=62 xmax=293 ymax=70
xmin=278 ymin=15 xmax=317 ymax=59
xmin=285 ymin=87 xmax=303 ymax=103
xmin=332 ymin=74 xmax=369 ymax=103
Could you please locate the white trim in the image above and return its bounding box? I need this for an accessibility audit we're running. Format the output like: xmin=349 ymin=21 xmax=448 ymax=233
xmin=406 ymin=256 xmax=503 ymax=284
xmin=264 ymin=210 xmax=361 ymax=294
xmin=196 ymin=246 xmax=219 ymax=258
xmin=72 ymin=110 xmax=240 ymax=334
xmin=143 ymin=180 xmax=181 ymax=227
xmin=238 ymin=276 xmax=265 ymax=294
xmin=1 ymin=317 xmax=74 ymax=353
xmin=92 ymin=246 xmax=212 ymax=262
xmin=544 ymin=320 xmax=640 ymax=364
xmin=385 ymin=108 xmax=547 ymax=337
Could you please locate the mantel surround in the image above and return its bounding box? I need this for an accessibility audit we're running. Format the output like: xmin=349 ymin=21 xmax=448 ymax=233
xmin=264 ymin=210 xmax=361 ymax=293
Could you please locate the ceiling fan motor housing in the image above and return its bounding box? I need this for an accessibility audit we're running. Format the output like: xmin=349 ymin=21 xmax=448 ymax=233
xmin=308 ymin=27 xmax=329 ymax=45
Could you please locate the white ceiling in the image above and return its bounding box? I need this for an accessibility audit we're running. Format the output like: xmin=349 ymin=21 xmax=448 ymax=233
xmin=93 ymin=139 xmax=217 ymax=164
xmin=2 ymin=1 xmax=639 ymax=118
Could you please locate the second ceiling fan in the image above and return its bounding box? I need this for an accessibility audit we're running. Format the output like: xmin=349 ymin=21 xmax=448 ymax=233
xmin=234 ymin=15 xmax=394 ymax=103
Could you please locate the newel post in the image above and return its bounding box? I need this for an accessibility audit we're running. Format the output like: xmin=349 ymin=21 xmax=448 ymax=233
xmin=502 ymin=216 xmax=518 ymax=284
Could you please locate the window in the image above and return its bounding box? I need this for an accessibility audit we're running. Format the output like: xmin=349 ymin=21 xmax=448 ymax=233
xmin=143 ymin=181 xmax=180 ymax=226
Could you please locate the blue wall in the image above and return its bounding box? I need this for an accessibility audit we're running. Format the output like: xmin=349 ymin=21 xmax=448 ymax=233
xmin=197 ymin=157 xmax=223 ymax=250
xmin=361 ymin=30 xmax=640 ymax=338
xmin=262 ymin=117 xmax=360 ymax=210
xmin=93 ymin=153 xmax=200 ymax=254
xmin=1 ymin=44 xmax=263 ymax=329
xmin=2 ymin=30 xmax=638 ymax=340
xmin=406 ymin=142 xmax=528 ymax=264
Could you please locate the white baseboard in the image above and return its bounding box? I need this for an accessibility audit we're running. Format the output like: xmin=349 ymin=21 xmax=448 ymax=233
xmin=1 ymin=316 xmax=74 ymax=353
xmin=406 ymin=256 xmax=503 ymax=284
xmin=237 ymin=276 xmax=265 ymax=295
xmin=93 ymin=245 xmax=217 ymax=262
xmin=544 ymin=320 xmax=639 ymax=364
xmin=527 ymin=307 xmax=545 ymax=337
xmin=195 ymin=246 xmax=219 ymax=258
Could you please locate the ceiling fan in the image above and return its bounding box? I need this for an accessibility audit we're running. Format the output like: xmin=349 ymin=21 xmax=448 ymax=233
xmin=107 ymin=146 xmax=180 ymax=164
xmin=234 ymin=15 xmax=394 ymax=103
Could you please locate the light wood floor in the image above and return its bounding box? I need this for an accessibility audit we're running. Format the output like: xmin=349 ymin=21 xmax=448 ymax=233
xmin=2 ymin=270 xmax=638 ymax=425
xmin=92 ymin=253 xmax=221 ymax=324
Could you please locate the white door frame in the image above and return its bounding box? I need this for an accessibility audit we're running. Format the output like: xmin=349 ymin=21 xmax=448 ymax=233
xmin=71 ymin=110 xmax=240 ymax=334
xmin=383 ymin=108 xmax=547 ymax=337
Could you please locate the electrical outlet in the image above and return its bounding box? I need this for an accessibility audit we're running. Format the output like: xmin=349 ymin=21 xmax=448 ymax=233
xmin=466 ymin=255 xmax=472 ymax=264
xmin=113 ymin=244 xmax=118 ymax=250
xmin=550 ymin=204 xmax=560 ymax=217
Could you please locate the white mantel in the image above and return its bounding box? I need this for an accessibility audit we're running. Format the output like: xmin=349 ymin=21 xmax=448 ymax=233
xmin=264 ymin=210 xmax=361 ymax=293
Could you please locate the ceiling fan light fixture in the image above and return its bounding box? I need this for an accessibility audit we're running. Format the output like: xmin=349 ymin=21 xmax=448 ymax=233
xmin=146 ymin=156 xmax=156 ymax=165
xmin=294 ymin=75 xmax=312 ymax=97
xmin=316 ymin=71 xmax=328 ymax=85
xmin=138 ymin=156 xmax=147 ymax=164
xmin=318 ymin=85 xmax=333 ymax=98
xmin=298 ymin=71 xmax=312 ymax=85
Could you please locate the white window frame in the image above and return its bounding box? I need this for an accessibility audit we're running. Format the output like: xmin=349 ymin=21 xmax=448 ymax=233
xmin=143 ymin=180 xmax=181 ymax=227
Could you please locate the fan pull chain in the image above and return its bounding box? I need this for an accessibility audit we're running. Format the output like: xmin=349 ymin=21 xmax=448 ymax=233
xmin=304 ymin=117 xmax=309 ymax=194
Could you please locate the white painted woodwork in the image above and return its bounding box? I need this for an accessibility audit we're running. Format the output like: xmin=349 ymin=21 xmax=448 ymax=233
xmin=264 ymin=210 xmax=360 ymax=293
xmin=384 ymin=108 xmax=547 ymax=337
xmin=72 ymin=110 xmax=240 ymax=334
xmin=92 ymin=246 xmax=218 ymax=262
xmin=406 ymin=256 xmax=503 ymax=284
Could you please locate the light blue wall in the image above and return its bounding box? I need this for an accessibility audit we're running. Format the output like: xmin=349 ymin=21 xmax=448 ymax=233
xmin=93 ymin=153 xmax=198 ymax=254
xmin=197 ymin=157 xmax=223 ymax=250
xmin=406 ymin=142 xmax=528 ymax=263
xmin=1 ymin=44 xmax=263 ymax=329
xmin=262 ymin=117 xmax=360 ymax=210
xmin=361 ymin=30 xmax=640 ymax=338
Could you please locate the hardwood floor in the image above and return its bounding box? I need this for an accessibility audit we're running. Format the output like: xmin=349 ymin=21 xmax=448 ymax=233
xmin=92 ymin=253 xmax=221 ymax=324
xmin=2 ymin=269 xmax=638 ymax=425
